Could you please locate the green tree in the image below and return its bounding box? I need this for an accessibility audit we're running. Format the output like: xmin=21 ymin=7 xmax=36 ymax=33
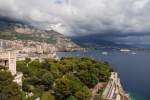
xmin=18 ymin=57 xmax=112 ymax=100
xmin=41 ymin=72 xmax=54 ymax=90
xmin=41 ymin=59 xmax=52 ymax=70
xmin=28 ymin=60 xmax=41 ymax=70
xmin=41 ymin=92 xmax=55 ymax=100
xmin=75 ymin=86 xmax=91 ymax=100
xmin=17 ymin=61 xmax=30 ymax=77
xmin=54 ymin=76 xmax=71 ymax=99
xmin=25 ymin=58 xmax=31 ymax=64
xmin=66 ymin=96 xmax=77 ymax=100
xmin=0 ymin=71 xmax=21 ymax=100
xmin=54 ymin=74 xmax=91 ymax=100
xmin=77 ymin=71 xmax=99 ymax=88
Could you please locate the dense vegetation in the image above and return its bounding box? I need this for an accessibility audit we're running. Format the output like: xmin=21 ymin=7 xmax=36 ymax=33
xmin=16 ymin=57 xmax=112 ymax=100
xmin=0 ymin=70 xmax=21 ymax=100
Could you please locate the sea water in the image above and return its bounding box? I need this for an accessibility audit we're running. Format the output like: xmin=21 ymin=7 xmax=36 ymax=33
xmin=57 ymin=50 xmax=150 ymax=100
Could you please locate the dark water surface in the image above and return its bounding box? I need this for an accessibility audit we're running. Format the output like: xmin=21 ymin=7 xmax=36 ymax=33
xmin=57 ymin=50 xmax=150 ymax=100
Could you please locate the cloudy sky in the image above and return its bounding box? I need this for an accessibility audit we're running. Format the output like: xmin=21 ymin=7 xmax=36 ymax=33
xmin=0 ymin=0 xmax=150 ymax=45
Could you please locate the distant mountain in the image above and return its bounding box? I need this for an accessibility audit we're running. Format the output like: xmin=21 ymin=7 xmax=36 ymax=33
xmin=0 ymin=19 xmax=80 ymax=51
xmin=71 ymin=35 xmax=137 ymax=50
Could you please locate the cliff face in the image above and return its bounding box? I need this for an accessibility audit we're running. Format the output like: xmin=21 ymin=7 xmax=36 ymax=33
xmin=0 ymin=21 xmax=81 ymax=51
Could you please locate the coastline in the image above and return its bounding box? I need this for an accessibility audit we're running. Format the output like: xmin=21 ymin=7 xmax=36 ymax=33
xmin=57 ymin=50 xmax=150 ymax=99
xmin=101 ymin=72 xmax=130 ymax=100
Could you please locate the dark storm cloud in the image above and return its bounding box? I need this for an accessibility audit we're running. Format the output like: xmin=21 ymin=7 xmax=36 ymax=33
xmin=0 ymin=0 xmax=150 ymax=38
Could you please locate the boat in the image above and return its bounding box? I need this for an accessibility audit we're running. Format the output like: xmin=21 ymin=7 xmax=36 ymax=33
xmin=131 ymin=52 xmax=136 ymax=55
xmin=102 ymin=51 xmax=108 ymax=55
xmin=120 ymin=49 xmax=131 ymax=52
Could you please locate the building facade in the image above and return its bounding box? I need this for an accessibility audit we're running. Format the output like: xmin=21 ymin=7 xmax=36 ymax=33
xmin=0 ymin=51 xmax=22 ymax=86
xmin=0 ymin=51 xmax=16 ymax=75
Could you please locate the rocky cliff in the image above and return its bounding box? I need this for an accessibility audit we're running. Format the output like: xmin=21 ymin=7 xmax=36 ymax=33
xmin=0 ymin=21 xmax=81 ymax=51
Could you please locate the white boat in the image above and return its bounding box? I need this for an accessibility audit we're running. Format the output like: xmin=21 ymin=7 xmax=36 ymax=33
xmin=131 ymin=52 xmax=136 ymax=55
xmin=102 ymin=51 xmax=108 ymax=55
xmin=120 ymin=49 xmax=131 ymax=52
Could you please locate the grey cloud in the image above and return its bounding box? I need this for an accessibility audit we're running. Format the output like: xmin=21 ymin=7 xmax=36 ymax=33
xmin=0 ymin=0 xmax=150 ymax=37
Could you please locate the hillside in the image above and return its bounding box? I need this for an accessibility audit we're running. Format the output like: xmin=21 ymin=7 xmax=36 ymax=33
xmin=16 ymin=57 xmax=112 ymax=100
xmin=72 ymin=34 xmax=137 ymax=50
xmin=0 ymin=21 xmax=80 ymax=51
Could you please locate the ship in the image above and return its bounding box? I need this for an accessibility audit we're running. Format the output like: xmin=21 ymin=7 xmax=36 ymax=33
xmin=131 ymin=52 xmax=136 ymax=55
xmin=102 ymin=51 xmax=108 ymax=55
xmin=120 ymin=49 xmax=131 ymax=52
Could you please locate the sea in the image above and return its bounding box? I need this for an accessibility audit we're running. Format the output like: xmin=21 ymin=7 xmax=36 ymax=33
xmin=57 ymin=50 xmax=150 ymax=100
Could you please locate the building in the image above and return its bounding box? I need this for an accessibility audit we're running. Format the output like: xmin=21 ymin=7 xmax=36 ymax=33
xmin=0 ymin=51 xmax=16 ymax=75
xmin=0 ymin=50 xmax=23 ymax=86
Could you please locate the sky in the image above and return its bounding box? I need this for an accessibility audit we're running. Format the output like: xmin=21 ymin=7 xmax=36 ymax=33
xmin=0 ymin=0 xmax=150 ymax=45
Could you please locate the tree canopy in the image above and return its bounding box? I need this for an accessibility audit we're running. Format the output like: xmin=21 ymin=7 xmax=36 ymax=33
xmin=0 ymin=71 xmax=21 ymax=100
xmin=17 ymin=57 xmax=112 ymax=100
